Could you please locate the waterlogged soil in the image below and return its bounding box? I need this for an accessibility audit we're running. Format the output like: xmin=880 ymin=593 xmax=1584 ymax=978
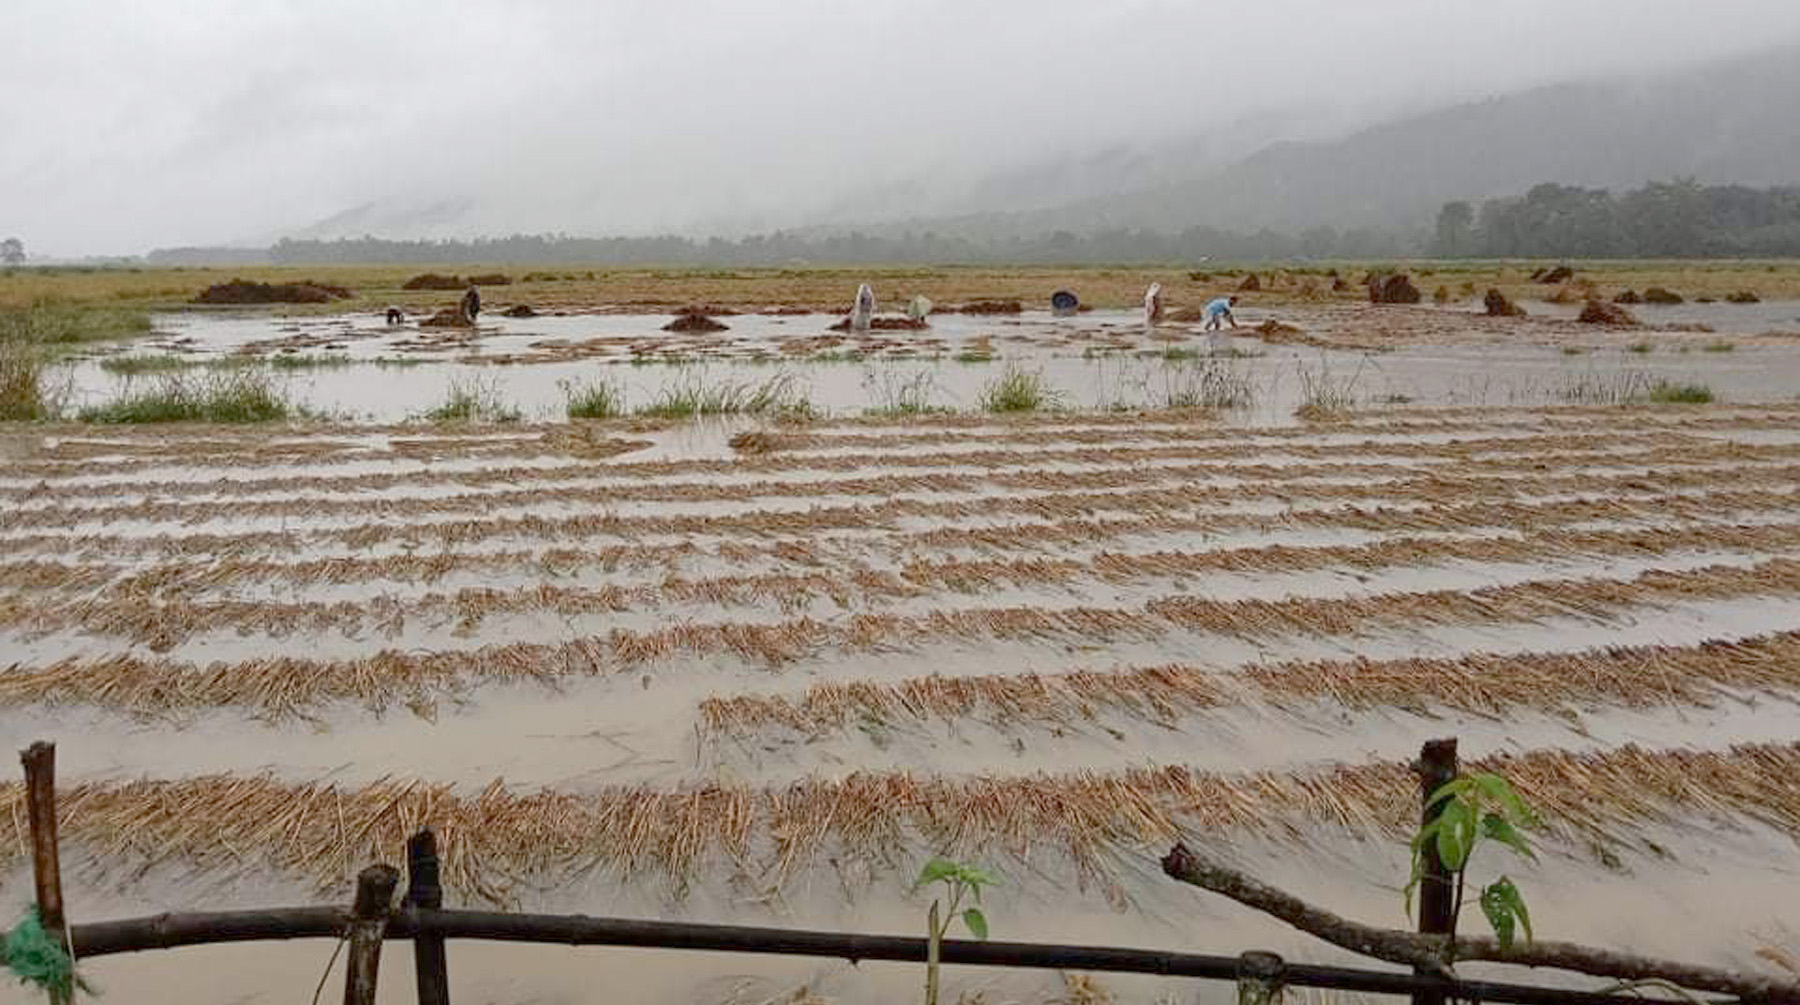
xmin=4 ymin=389 xmax=1800 ymax=1002
xmin=52 ymin=302 xmax=1800 ymax=425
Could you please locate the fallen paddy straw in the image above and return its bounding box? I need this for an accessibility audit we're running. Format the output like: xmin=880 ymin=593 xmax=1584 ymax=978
xmin=25 ymin=517 xmax=1800 ymax=646
xmin=15 ymin=438 xmax=1800 ymax=530
xmin=699 ymin=628 xmax=1800 ymax=735
xmin=13 ymin=556 xmax=1800 ymax=713
xmin=5 ymin=475 xmax=1800 ymax=564
xmin=2 ymin=742 xmax=1798 ymax=902
xmin=7 ymin=487 xmax=1799 ymax=592
xmin=8 ymin=455 xmax=1800 ymax=563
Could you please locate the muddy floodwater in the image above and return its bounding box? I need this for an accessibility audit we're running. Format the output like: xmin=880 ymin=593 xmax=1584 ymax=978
xmin=53 ymin=301 xmax=1800 ymax=425
xmin=5 ymin=301 xmax=1800 ymax=1004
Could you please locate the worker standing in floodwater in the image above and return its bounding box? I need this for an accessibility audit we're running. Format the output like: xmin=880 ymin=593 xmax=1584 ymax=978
xmin=461 ymin=285 xmax=482 ymax=323
xmin=1143 ymin=283 xmax=1164 ymax=325
xmin=1204 ymin=295 xmax=1239 ymax=331
xmin=850 ymin=284 xmax=875 ymax=332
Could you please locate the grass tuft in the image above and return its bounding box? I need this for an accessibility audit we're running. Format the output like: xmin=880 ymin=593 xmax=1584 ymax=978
xmin=636 ymin=371 xmax=814 ymax=420
xmin=0 ymin=343 xmax=58 ymax=421
xmin=425 ymin=377 xmax=523 ymax=423
xmin=979 ymin=365 xmax=1061 ymax=413
xmin=563 ymin=378 xmax=625 ymax=419
xmin=1644 ymin=381 xmax=1715 ymax=404
xmin=78 ymin=370 xmax=294 ymax=423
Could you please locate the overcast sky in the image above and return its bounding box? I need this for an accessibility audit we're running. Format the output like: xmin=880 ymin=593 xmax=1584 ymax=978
xmin=5 ymin=0 xmax=1800 ymax=257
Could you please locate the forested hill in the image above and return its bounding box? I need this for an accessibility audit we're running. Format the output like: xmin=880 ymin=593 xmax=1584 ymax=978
xmin=875 ymin=42 xmax=1800 ymax=241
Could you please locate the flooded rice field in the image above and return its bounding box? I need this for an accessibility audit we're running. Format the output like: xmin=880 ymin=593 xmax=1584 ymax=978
xmin=6 ymin=302 xmax=1800 ymax=1003
xmin=53 ymin=300 xmax=1800 ymax=426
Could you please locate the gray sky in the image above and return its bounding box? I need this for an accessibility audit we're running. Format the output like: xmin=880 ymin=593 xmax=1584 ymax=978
xmin=6 ymin=0 xmax=1800 ymax=256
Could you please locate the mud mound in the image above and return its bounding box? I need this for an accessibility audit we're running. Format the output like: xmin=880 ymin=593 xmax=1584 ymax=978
xmin=402 ymin=273 xmax=467 ymax=291
xmin=1186 ymin=272 xmax=1210 ymax=282
xmin=501 ymin=305 xmax=538 ymax=318
xmin=1367 ymin=273 xmax=1421 ymax=304
xmin=1578 ymin=300 xmax=1639 ymax=326
xmin=663 ymin=310 xmax=729 ymax=333
xmin=420 ymin=308 xmax=475 ymax=328
xmin=1533 ymin=266 xmax=1574 ymax=284
xmin=467 ymin=273 xmax=511 ymax=286
xmin=1644 ymin=287 xmax=1684 ymax=305
xmin=1727 ymin=290 xmax=1762 ymax=304
xmin=1255 ymin=319 xmax=1305 ymax=342
xmin=1237 ymin=273 xmax=1262 ymax=292
xmin=827 ymin=316 xmax=927 ymax=332
xmin=1167 ymin=306 xmax=1208 ymax=323
xmin=192 ymin=279 xmax=352 ymax=304
xmin=728 ymin=431 xmax=787 ymax=454
xmin=1331 ymin=277 xmax=1351 ymax=292
xmin=953 ymin=300 xmax=1024 ymax=314
xmin=1484 ymin=289 xmax=1526 ymax=317
xmin=1614 ymin=289 xmax=1643 ymax=304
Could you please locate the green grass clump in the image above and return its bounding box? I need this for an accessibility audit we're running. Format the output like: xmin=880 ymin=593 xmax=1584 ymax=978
xmin=952 ymin=350 xmax=994 ymax=364
xmin=1625 ymin=341 xmax=1654 ymax=354
xmin=979 ymin=365 xmax=1061 ymax=413
xmin=1702 ymin=340 xmax=1736 ymax=353
xmin=636 ymin=371 xmax=813 ymax=420
xmin=0 ymin=344 xmax=57 ymax=421
xmin=1160 ymin=346 xmax=1202 ymax=362
xmin=1 ymin=304 xmax=152 ymax=348
xmin=563 ymin=378 xmax=625 ymax=419
xmin=1643 ymin=381 xmax=1715 ymax=404
xmin=78 ymin=370 xmax=293 ymax=423
xmin=424 ymin=377 xmax=522 ymax=423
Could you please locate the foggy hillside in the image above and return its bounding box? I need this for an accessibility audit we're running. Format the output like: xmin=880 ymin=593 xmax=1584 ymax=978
xmin=850 ymin=42 xmax=1800 ymax=241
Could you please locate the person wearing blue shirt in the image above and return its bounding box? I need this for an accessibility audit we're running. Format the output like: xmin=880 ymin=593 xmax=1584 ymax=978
xmin=1204 ymin=295 xmax=1239 ymax=331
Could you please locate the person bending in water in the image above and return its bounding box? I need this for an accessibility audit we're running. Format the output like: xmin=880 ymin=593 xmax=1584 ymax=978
xmin=460 ymin=285 xmax=482 ymax=323
xmin=1204 ymin=295 xmax=1239 ymax=331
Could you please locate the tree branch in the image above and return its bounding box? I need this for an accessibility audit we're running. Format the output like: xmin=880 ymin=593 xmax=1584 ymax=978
xmin=1161 ymin=843 xmax=1800 ymax=1004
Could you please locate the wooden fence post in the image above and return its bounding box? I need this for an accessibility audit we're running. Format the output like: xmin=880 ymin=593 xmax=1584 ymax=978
xmin=405 ymin=828 xmax=451 ymax=1005
xmin=1413 ymin=738 xmax=1460 ymax=1005
xmin=20 ymin=742 xmax=67 ymax=942
xmin=1235 ymin=950 xmax=1284 ymax=1005
xmin=343 ymin=864 xmax=400 ymax=1005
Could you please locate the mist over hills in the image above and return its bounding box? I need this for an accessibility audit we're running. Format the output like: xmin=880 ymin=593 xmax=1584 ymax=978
xmin=139 ymin=40 xmax=1800 ymax=264
xmin=818 ymin=42 xmax=1800 ymax=243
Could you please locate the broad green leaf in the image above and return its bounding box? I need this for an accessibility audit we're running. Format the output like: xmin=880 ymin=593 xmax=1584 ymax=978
xmin=959 ymin=865 xmax=999 ymax=888
xmin=1479 ymin=884 xmax=1517 ymax=949
xmin=962 ymin=908 xmax=989 ymax=940
xmin=1472 ymin=774 xmax=1536 ymax=824
xmin=916 ymin=858 xmax=960 ymax=889
xmin=1435 ymin=801 xmax=1474 ymax=871
xmin=1490 ymin=876 xmax=1533 ymax=942
xmin=1481 ymin=813 xmax=1537 ymax=860
xmin=1425 ymin=778 xmax=1472 ymax=812
xmin=1409 ymin=820 xmax=1442 ymax=851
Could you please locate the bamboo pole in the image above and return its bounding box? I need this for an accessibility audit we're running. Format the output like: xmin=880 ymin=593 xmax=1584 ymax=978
xmin=405 ymin=829 xmax=450 ymax=1005
xmin=1413 ymin=738 xmax=1460 ymax=1005
xmin=20 ymin=742 xmax=66 ymax=941
xmin=1236 ymin=951 xmax=1285 ymax=1005
xmin=343 ymin=865 xmax=400 ymax=1005
xmin=69 ymin=907 xmax=1696 ymax=1005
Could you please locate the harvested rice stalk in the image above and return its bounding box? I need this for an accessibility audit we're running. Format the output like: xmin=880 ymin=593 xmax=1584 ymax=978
xmin=12 ymin=558 xmax=1800 ymax=714
xmin=699 ymin=629 xmax=1800 ymax=735
xmin=0 ymin=743 xmax=1796 ymax=902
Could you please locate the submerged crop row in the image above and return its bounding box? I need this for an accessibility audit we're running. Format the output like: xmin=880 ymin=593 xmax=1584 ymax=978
xmin=2 ymin=742 xmax=1796 ymax=902
xmin=6 ymin=486 xmax=1794 ymax=593
xmin=13 ymin=515 xmax=1800 ymax=646
xmin=10 ymin=556 xmax=1800 ymax=714
xmin=700 ymin=628 xmax=1800 ymax=736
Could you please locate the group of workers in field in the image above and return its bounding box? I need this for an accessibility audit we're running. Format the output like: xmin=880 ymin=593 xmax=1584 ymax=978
xmin=1144 ymin=282 xmax=1241 ymax=330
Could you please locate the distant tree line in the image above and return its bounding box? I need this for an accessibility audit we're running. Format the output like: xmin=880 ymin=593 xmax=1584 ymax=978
xmin=250 ymin=224 xmax=1411 ymax=267
xmin=1433 ymin=179 xmax=1800 ymax=258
